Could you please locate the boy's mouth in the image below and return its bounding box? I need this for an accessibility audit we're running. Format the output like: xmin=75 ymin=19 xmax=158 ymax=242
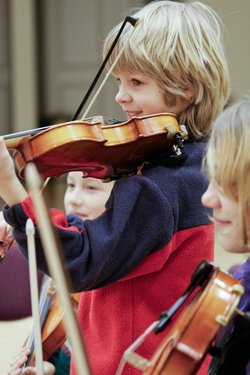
xmin=125 ymin=111 xmax=143 ymax=119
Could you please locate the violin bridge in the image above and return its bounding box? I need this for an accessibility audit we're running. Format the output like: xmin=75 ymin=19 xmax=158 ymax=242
xmin=115 ymin=320 xmax=158 ymax=374
xmin=90 ymin=115 xmax=105 ymax=124
xmin=180 ymin=124 xmax=189 ymax=139
xmin=215 ymin=282 xmax=245 ymax=326
xmin=124 ymin=351 xmax=149 ymax=371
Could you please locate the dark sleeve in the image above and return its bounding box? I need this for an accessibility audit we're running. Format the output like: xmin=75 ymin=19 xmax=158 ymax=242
xmin=3 ymin=175 xmax=174 ymax=292
xmin=208 ymin=315 xmax=250 ymax=375
xmin=209 ymin=261 xmax=250 ymax=375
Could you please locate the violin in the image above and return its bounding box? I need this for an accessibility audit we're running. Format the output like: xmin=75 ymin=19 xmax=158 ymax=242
xmin=24 ymin=277 xmax=80 ymax=367
xmin=118 ymin=261 xmax=245 ymax=375
xmin=2 ymin=17 xmax=142 ymax=183
xmin=41 ymin=292 xmax=80 ymax=361
xmin=3 ymin=113 xmax=188 ymax=180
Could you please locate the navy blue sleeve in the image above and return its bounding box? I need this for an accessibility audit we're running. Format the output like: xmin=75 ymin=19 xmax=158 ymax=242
xmin=3 ymin=176 xmax=174 ymax=291
xmin=3 ymin=141 xmax=210 ymax=292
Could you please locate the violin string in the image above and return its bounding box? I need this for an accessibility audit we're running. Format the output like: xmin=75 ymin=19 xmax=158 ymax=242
xmin=41 ymin=177 xmax=50 ymax=191
xmin=23 ymin=276 xmax=53 ymax=368
xmin=2 ymin=116 xmax=116 ymax=141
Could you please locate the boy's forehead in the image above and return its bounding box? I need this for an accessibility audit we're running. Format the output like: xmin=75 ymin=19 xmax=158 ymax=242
xmin=112 ymin=68 xmax=146 ymax=77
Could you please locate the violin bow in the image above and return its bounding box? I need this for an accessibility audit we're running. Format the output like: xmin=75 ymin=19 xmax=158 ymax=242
xmin=23 ymin=17 xmax=139 ymax=192
xmin=23 ymin=218 xmax=44 ymax=375
xmin=22 ymin=275 xmax=56 ymax=370
xmin=71 ymin=16 xmax=139 ymax=121
xmin=81 ymin=17 xmax=139 ymax=120
xmin=25 ymin=162 xmax=91 ymax=375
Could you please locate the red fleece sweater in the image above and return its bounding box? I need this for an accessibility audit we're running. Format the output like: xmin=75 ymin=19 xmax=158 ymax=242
xmin=70 ymin=225 xmax=213 ymax=375
xmin=3 ymin=141 xmax=214 ymax=374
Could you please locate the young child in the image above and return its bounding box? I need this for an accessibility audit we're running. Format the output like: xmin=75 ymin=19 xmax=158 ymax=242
xmin=6 ymin=172 xmax=114 ymax=375
xmin=0 ymin=1 xmax=229 ymax=374
xmin=201 ymin=96 xmax=250 ymax=375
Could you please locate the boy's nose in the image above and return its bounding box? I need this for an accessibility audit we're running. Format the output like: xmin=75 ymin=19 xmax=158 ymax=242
xmin=115 ymin=89 xmax=132 ymax=104
xmin=70 ymin=191 xmax=83 ymax=206
xmin=201 ymin=182 xmax=221 ymax=209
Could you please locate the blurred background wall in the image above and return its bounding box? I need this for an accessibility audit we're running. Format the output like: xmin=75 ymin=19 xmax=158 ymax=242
xmin=0 ymin=0 xmax=249 ymax=269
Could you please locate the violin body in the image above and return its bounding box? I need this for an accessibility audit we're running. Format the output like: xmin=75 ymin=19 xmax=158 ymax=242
xmin=41 ymin=292 xmax=80 ymax=361
xmin=144 ymin=267 xmax=244 ymax=375
xmin=5 ymin=113 xmax=184 ymax=179
xmin=25 ymin=276 xmax=80 ymax=366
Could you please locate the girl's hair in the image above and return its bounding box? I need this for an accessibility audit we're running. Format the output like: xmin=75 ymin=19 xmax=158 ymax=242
xmin=205 ymin=96 xmax=250 ymax=246
xmin=103 ymin=1 xmax=230 ymax=139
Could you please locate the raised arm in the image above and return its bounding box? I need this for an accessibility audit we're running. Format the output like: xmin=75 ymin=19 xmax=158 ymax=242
xmin=0 ymin=137 xmax=28 ymax=205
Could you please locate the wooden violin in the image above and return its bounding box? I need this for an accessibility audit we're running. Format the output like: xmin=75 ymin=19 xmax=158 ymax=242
xmin=24 ymin=277 xmax=80 ymax=367
xmin=119 ymin=261 xmax=245 ymax=375
xmin=3 ymin=113 xmax=187 ymax=180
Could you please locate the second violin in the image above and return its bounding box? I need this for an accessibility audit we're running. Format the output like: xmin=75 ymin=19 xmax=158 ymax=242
xmin=23 ymin=277 xmax=80 ymax=368
xmin=118 ymin=261 xmax=245 ymax=375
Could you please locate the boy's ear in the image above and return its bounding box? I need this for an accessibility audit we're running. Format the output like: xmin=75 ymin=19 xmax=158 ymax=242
xmin=185 ymin=90 xmax=194 ymax=103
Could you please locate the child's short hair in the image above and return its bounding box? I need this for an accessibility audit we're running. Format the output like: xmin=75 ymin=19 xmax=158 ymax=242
xmin=104 ymin=1 xmax=230 ymax=139
xmin=205 ymin=96 xmax=250 ymax=246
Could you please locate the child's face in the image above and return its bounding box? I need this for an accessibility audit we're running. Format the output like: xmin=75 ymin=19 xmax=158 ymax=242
xmin=202 ymin=181 xmax=249 ymax=253
xmin=64 ymin=172 xmax=114 ymax=221
xmin=114 ymin=71 xmax=190 ymax=118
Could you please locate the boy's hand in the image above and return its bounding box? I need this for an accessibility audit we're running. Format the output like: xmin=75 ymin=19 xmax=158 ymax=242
xmin=0 ymin=137 xmax=28 ymax=205
xmin=0 ymin=211 xmax=13 ymax=259
xmin=8 ymin=346 xmax=55 ymax=375
xmin=8 ymin=346 xmax=30 ymax=375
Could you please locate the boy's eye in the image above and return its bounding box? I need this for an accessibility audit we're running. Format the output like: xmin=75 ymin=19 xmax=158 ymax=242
xmin=86 ymin=185 xmax=98 ymax=191
xmin=132 ymin=79 xmax=142 ymax=86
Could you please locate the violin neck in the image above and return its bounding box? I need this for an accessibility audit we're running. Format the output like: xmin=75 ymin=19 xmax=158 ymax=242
xmin=3 ymin=116 xmax=118 ymax=150
xmin=3 ymin=127 xmax=50 ymax=149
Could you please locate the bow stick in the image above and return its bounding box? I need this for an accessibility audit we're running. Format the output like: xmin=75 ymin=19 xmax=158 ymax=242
xmin=25 ymin=162 xmax=90 ymax=375
xmin=71 ymin=16 xmax=138 ymax=121
xmin=23 ymin=218 xmax=44 ymax=375
xmin=81 ymin=17 xmax=139 ymax=120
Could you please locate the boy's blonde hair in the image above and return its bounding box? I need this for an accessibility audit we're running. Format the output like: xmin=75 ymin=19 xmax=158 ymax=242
xmin=103 ymin=1 xmax=230 ymax=139
xmin=205 ymin=96 xmax=250 ymax=247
